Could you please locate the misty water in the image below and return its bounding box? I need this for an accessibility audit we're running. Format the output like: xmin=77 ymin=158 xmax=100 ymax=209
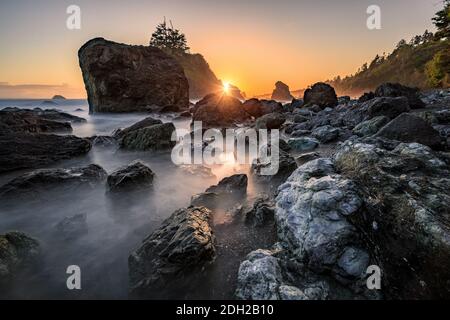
xmin=0 ymin=99 xmax=275 ymax=299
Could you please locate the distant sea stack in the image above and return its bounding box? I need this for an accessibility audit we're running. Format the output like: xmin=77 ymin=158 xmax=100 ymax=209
xmin=271 ymin=81 xmax=294 ymax=101
xmin=52 ymin=95 xmax=66 ymax=100
xmin=78 ymin=38 xmax=189 ymax=113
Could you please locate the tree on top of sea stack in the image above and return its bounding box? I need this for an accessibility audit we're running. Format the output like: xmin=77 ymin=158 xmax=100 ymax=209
xmin=149 ymin=18 xmax=190 ymax=54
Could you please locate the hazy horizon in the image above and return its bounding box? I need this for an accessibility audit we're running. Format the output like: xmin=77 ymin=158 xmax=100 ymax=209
xmin=0 ymin=0 xmax=442 ymax=99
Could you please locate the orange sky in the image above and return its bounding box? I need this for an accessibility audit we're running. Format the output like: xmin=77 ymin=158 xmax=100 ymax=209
xmin=0 ymin=0 xmax=439 ymax=99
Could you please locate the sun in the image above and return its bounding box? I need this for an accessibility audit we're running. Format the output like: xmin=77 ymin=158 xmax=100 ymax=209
xmin=222 ymin=81 xmax=230 ymax=95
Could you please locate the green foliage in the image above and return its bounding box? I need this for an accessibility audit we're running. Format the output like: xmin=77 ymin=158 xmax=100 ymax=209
xmin=149 ymin=19 xmax=190 ymax=54
xmin=426 ymin=49 xmax=450 ymax=87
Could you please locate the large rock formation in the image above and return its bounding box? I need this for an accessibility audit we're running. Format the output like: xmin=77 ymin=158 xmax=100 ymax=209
xmin=375 ymin=82 xmax=425 ymax=109
xmin=192 ymin=93 xmax=250 ymax=128
xmin=271 ymin=81 xmax=294 ymax=101
xmin=129 ymin=206 xmax=215 ymax=297
xmin=303 ymin=83 xmax=338 ymax=109
xmin=78 ymin=38 xmax=189 ymax=113
xmin=107 ymin=161 xmax=155 ymax=193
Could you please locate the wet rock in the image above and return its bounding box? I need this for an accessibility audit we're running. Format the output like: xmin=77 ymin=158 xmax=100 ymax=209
xmin=55 ymin=214 xmax=88 ymax=240
xmin=206 ymin=174 xmax=248 ymax=196
xmin=375 ymin=82 xmax=425 ymax=109
xmin=244 ymin=197 xmax=275 ymax=227
xmin=0 ymin=134 xmax=92 ymax=173
xmin=192 ymin=93 xmax=250 ymax=128
xmin=0 ymin=231 xmax=40 ymax=283
xmin=271 ymin=81 xmax=294 ymax=101
xmin=252 ymin=149 xmax=297 ymax=189
xmin=107 ymin=161 xmax=155 ymax=193
xmin=113 ymin=117 xmax=163 ymax=139
xmin=352 ymin=116 xmax=389 ymax=137
xmin=288 ymin=137 xmax=319 ymax=152
xmin=365 ymin=97 xmax=410 ymax=120
xmin=311 ymin=125 xmax=340 ymax=143
xmin=296 ymin=152 xmax=320 ymax=165
xmin=190 ymin=192 xmax=220 ymax=209
xmin=88 ymin=135 xmax=118 ymax=147
xmin=303 ymin=83 xmax=338 ymax=109
xmin=242 ymin=99 xmax=283 ymax=118
xmin=334 ymin=140 xmax=450 ymax=298
xmin=374 ymin=113 xmax=443 ymax=149
xmin=255 ymin=113 xmax=286 ymax=130
xmin=358 ymin=92 xmax=375 ymax=103
xmin=78 ymin=38 xmax=189 ymax=113
xmin=120 ymin=122 xmax=176 ymax=151
xmin=129 ymin=206 xmax=215 ymax=297
xmin=0 ymin=164 xmax=107 ymax=198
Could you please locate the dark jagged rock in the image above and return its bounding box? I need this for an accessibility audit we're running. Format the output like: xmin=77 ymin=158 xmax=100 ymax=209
xmin=206 ymin=174 xmax=248 ymax=195
xmin=113 ymin=117 xmax=163 ymax=139
xmin=358 ymin=92 xmax=375 ymax=103
xmin=120 ymin=122 xmax=176 ymax=151
xmin=190 ymin=192 xmax=220 ymax=209
xmin=252 ymin=149 xmax=297 ymax=190
xmin=365 ymin=97 xmax=410 ymax=120
xmin=353 ymin=116 xmax=390 ymax=137
xmin=107 ymin=161 xmax=155 ymax=193
xmin=129 ymin=206 xmax=215 ymax=297
xmin=303 ymin=83 xmax=338 ymax=108
xmin=375 ymin=83 xmax=425 ymax=109
xmin=0 ymin=164 xmax=107 ymax=198
xmin=192 ymin=93 xmax=250 ymax=128
xmin=52 ymin=95 xmax=66 ymax=100
xmin=0 ymin=133 xmax=92 ymax=173
xmin=335 ymin=140 xmax=450 ymax=299
xmin=244 ymin=197 xmax=275 ymax=227
xmin=78 ymin=38 xmax=189 ymax=113
xmin=288 ymin=137 xmax=319 ymax=152
xmin=375 ymin=113 xmax=443 ymax=149
xmin=311 ymin=125 xmax=340 ymax=143
xmin=255 ymin=113 xmax=286 ymax=130
xmin=0 ymin=109 xmax=74 ymax=134
xmin=0 ymin=231 xmax=40 ymax=283
xmin=271 ymin=81 xmax=294 ymax=101
xmin=242 ymin=99 xmax=283 ymax=118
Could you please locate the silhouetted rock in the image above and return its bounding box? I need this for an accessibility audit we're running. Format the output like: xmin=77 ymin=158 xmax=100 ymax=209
xmin=255 ymin=113 xmax=286 ymax=130
xmin=52 ymin=95 xmax=66 ymax=100
xmin=242 ymin=99 xmax=283 ymax=118
xmin=375 ymin=83 xmax=425 ymax=109
xmin=358 ymin=92 xmax=375 ymax=103
xmin=78 ymin=38 xmax=189 ymax=113
xmin=365 ymin=97 xmax=411 ymax=120
xmin=271 ymin=81 xmax=294 ymax=101
xmin=206 ymin=174 xmax=248 ymax=195
xmin=303 ymin=83 xmax=338 ymax=108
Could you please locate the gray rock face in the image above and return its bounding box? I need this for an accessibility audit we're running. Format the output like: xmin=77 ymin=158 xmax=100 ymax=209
xmin=288 ymin=137 xmax=319 ymax=152
xmin=375 ymin=82 xmax=425 ymax=109
xmin=303 ymin=83 xmax=338 ymax=109
xmin=276 ymin=158 xmax=368 ymax=277
xmin=353 ymin=116 xmax=390 ymax=137
xmin=375 ymin=113 xmax=443 ymax=149
xmin=0 ymin=133 xmax=91 ymax=174
xmin=334 ymin=140 xmax=450 ymax=298
xmin=242 ymin=99 xmax=283 ymax=118
xmin=311 ymin=125 xmax=340 ymax=143
xmin=129 ymin=206 xmax=215 ymax=297
xmin=365 ymin=97 xmax=411 ymax=120
xmin=0 ymin=232 xmax=40 ymax=283
xmin=120 ymin=122 xmax=176 ymax=151
xmin=255 ymin=113 xmax=286 ymax=130
xmin=113 ymin=117 xmax=163 ymax=139
xmin=0 ymin=164 xmax=107 ymax=198
xmin=107 ymin=161 xmax=155 ymax=193
xmin=78 ymin=38 xmax=189 ymax=113
xmin=271 ymin=81 xmax=294 ymax=101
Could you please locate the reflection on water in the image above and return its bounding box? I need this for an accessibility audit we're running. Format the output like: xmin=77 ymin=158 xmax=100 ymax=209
xmin=0 ymin=99 xmax=274 ymax=299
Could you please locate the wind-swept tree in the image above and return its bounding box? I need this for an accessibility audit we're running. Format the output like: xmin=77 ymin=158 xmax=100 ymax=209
xmin=149 ymin=18 xmax=190 ymax=54
xmin=433 ymin=0 xmax=450 ymax=40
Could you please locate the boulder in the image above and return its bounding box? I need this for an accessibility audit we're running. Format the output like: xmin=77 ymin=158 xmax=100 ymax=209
xmin=335 ymin=140 xmax=450 ymax=298
xmin=271 ymin=81 xmax=294 ymax=101
xmin=375 ymin=83 xmax=425 ymax=109
xmin=374 ymin=113 xmax=442 ymax=149
xmin=242 ymin=99 xmax=283 ymax=118
xmin=206 ymin=174 xmax=248 ymax=195
xmin=190 ymin=192 xmax=220 ymax=208
xmin=107 ymin=161 xmax=155 ymax=193
xmin=192 ymin=93 xmax=250 ymax=127
xmin=288 ymin=137 xmax=319 ymax=152
xmin=120 ymin=122 xmax=176 ymax=151
xmin=303 ymin=83 xmax=338 ymax=108
xmin=352 ymin=116 xmax=390 ymax=137
xmin=358 ymin=92 xmax=375 ymax=103
xmin=255 ymin=113 xmax=286 ymax=130
xmin=252 ymin=149 xmax=297 ymax=189
xmin=0 ymin=231 xmax=40 ymax=283
xmin=0 ymin=164 xmax=107 ymax=198
xmin=364 ymin=97 xmax=410 ymax=120
xmin=311 ymin=125 xmax=340 ymax=143
xmin=0 ymin=133 xmax=92 ymax=173
xmin=113 ymin=117 xmax=163 ymax=139
xmin=78 ymin=38 xmax=189 ymax=113
xmin=129 ymin=206 xmax=215 ymax=297
xmin=244 ymin=197 xmax=275 ymax=227
xmin=0 ymin=109 xmax=74 ymax=134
